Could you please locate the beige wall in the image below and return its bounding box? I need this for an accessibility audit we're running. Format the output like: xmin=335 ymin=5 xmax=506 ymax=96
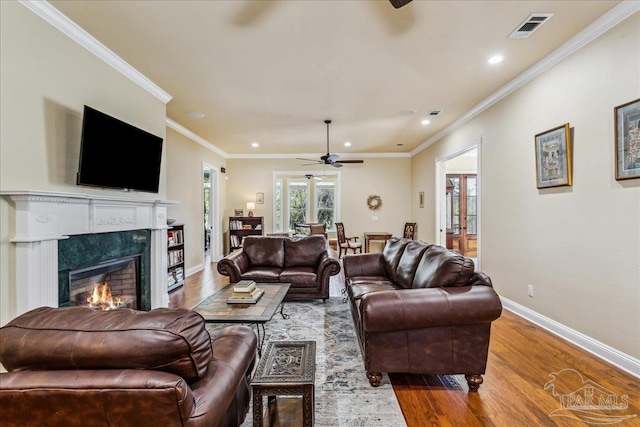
xmin=412 ymin=14 xmax=640 ymax=358
xmin=226 ymin=157 xmax=412 ymax=252
xmin=165 ymin=127 xmax=227 ymax=270
xmin=0 ymin=1 xmax=167 ymax=326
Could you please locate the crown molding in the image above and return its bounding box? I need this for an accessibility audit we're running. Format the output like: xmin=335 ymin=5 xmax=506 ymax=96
xmin=19 ymin=0 xmax=172 ymax=104
xmin=226 ymin=152 xmax=411 ymax=159
xmin=411 ymin=1 xmax=640 ymax=157
xmin=166 ymin=118 xmax=228 ymax=159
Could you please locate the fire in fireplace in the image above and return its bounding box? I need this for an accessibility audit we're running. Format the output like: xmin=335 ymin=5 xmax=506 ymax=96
xmin=68 ymin=256 xmax=141 ymax=310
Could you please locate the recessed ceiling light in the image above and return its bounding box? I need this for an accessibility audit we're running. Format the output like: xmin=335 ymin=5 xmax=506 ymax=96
xmin=344 ymin=141 xmax=351 ymax=147
xmin=251 ymin=142 xmax=259 ymax=148
xmin=421 ymin=119 xmax=431 ymax=126
xmin=488 ymin=55 xmax=504 ymax=65
xmin=400 ymin=110 xmax=416 ymax=116
xmin=186 ymin=111 xmax=205 ymax=118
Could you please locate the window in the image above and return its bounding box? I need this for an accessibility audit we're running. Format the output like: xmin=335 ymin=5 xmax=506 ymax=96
xmin=273 ymin=173 xmax=339 ymax=232
xmin=289 ymin=180 xmax=308 ymax=226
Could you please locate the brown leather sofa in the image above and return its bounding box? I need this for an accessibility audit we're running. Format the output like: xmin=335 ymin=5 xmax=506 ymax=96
xmin=218 ymin=235 xmax=340 ymax=302
xmin=343 ymin=237 xmax=502 ymax=391
xmin=0 ymin=306 xmax=257 ymax=427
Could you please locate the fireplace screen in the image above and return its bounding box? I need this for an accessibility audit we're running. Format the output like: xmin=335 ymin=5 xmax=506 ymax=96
xmin=68 ymin=256 xmax=141 ymax=310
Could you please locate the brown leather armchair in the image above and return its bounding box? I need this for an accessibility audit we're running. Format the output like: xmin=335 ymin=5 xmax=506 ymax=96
xmin=343 ymin=237 xmax=502 ymax=391
xmin=0 ymin=306 xmax=257 ymax=427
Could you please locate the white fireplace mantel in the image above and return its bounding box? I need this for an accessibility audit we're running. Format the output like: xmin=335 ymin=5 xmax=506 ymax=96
xmin=1 ymin=190 xmax=178 ymax=315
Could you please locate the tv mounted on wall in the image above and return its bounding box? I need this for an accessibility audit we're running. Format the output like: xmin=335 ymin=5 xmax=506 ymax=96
xmin=77 ymin=105 xmax=163 ymax=193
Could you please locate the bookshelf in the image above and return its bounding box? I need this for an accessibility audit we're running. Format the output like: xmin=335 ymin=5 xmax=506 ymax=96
xmin=167 ymin=224 xmax=185 ymax=292
xmin=229 ymin=216 xmax=263 ymax=252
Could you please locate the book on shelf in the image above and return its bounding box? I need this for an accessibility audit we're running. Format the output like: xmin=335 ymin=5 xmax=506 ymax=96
xmin=227 ymin=287 xmax=264 ymax=304
xmin=242 ymin=224 xmax=252 ymax=230
xmin=167 ymin=229 xmax=183 ymax=246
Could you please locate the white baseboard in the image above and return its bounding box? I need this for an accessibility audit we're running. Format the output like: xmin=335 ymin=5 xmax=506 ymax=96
xmin=500 ymin=297 xmax=640 ymax=379
xmin=186 ymin=264 xmax=204 ymax=278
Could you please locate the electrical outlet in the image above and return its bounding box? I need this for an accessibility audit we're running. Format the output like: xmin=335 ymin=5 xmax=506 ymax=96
xmin=527 ymin=284 xmax=534 ymax=297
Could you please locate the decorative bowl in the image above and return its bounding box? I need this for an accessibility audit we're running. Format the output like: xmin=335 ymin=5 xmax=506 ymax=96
xmin=167 ymin=218 xmax=176 ymax=225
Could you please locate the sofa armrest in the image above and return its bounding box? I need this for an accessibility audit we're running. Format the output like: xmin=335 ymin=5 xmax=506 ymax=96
xmin=217 ymin=249 xmax=250 ymax=283
xmin=361 ymin=286 xmax=502 ymax=333
xmin=315 ymin=252 xmax=341 ymax=298
xmin=0 ymin=369 xmax=195 ymax=426
xmin=343 ymin=253 xmax=385 ymax=278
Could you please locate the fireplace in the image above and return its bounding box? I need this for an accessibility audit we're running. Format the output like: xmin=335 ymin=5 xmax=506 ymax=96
xmin=1 ymin=190 xmax=176 ymax=318
xmin=68 ymin=255 xmax=141 ymax=310
xmin=58 ymin=230 xmax=152 ymax=311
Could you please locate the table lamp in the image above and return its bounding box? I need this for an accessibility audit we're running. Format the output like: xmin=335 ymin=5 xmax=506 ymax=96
xmin=246 ymin=202 xmax=255 ymax=217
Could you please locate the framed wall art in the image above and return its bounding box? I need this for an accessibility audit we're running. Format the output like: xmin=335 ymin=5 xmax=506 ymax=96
xmin=256 ymin=192 xmax=264 ymax=204
xmin=614 ymin=98 xmax=640 ymax=180
xmin=534 ymin=123 xmax=572 ymax=189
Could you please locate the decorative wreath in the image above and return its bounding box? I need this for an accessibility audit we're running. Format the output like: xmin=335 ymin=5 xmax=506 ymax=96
xmin=367 ymin=195 xmax=382 ymax=211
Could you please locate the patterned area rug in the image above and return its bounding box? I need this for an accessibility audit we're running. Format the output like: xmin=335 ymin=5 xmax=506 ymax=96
xmin=206 ymin=298 xmax=407 ymax=427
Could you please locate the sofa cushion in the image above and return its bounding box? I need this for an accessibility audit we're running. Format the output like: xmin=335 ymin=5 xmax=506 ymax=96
xmin=382 ymin=237 xmax=411 ymax=281
xmin=280 ymin=268 xmax=317 ymax=287
xmin=243 ymin=236 xmax=285 ymax=267
xmin=240 ymin=267 xmax=282 ymax=282
xmin=0 ymin=306 xmax=212 ymax=383
xmin=348 ymin=281 xmax=398 ymax=300
xmin=284 ymin=235 xmax=326 ymax=268
xmin=394 ymin=240 xmax=431 ymax=288
xmin=412 ymin=245 xmax=475 ymax=288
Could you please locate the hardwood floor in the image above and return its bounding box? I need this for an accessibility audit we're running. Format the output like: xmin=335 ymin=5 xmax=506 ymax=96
xmin=171 ymin=262 xmax=640 ymax=427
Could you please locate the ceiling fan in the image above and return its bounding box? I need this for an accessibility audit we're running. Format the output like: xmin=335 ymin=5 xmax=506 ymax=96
xmin=298 ymin=120 xmax=364 ymax=168
xmin=389 ymin=0 xmax=413 ymax=9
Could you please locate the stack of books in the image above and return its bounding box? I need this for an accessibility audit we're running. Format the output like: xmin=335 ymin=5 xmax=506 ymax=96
xmin=227 ymin=280 xmax=264 ymax=304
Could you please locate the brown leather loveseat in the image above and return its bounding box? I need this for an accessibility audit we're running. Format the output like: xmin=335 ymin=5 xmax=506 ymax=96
xmin=0 ymin=306 xmax=257 ymax=427
xmin=217 ymin=235 xmax=341 ymax=302
xmin=343 ymin=237 xmax=502 ymax=391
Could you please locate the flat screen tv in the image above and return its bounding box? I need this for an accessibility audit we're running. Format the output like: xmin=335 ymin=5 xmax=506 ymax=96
xmin=77 ymin=105 xmax=163 ymax=193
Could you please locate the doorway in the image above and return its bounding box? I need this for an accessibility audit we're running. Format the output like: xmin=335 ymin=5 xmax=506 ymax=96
xmin=202 ymin=163 xmax=220 ymax=262
xmin=436 ymin=143 xmax=480 ymax=264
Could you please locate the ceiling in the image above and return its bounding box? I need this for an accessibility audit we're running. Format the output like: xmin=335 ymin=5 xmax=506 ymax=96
xmin=48 ymin=0 xmax=620 ymax=157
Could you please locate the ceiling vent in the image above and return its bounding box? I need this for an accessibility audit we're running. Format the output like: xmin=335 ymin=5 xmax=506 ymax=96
xmin=428 ymin=110 xmax=442 ymax=116
xmin=508 ymin=13 xmax=553 ymax=39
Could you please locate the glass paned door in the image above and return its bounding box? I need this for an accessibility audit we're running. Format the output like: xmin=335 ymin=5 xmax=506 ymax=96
xmin=445 ymin=174 xmax=477 ymax=257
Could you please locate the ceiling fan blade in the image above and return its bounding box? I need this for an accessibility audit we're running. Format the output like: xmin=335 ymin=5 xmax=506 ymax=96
xmin=330 ymin=162 xmax=344 ymax=168
xmin=336 ymin=160 xmax=364 ymax=164
xmin=326 ymin=153 xmax=340 ymax=163
xmin=301 ymin=163 xmax=321 ymax=166
xmin=389 ymin=0 xmax=412 ymax=8
xmin=297 ymin=157 xmax=321 ymax=162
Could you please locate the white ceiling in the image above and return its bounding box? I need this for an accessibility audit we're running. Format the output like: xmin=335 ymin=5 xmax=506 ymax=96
xmin=49 ymin=0 xmax=621 ymax=158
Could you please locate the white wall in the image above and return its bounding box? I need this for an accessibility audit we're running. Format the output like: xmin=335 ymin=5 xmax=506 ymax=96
xmin=165 ymin=127 xmax=227 ymax=271
xmin=412 ymin=14 xmax=640 ymax=359
xmin=0 ymin=1 xmax=167 ymax=326
xmin=226 ymin=157 xmax=413 ymax=252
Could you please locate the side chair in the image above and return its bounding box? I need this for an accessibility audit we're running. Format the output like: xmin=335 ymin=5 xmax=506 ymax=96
xmin=403 ymin=222 xmax=417 ymax=240
xmin=335 ymin=222 xmax=362 ymax=258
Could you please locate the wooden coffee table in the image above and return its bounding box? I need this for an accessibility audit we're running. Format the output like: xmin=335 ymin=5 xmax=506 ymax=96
xmin=192 ymin=282 xmax=290 ymax=353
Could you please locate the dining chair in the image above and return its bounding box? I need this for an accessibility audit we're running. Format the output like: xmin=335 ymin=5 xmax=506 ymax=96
xmin=403 ymin=222 xmax=417 ymax=240
xmin=335 ymin=222 xmax=362 ymax=258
